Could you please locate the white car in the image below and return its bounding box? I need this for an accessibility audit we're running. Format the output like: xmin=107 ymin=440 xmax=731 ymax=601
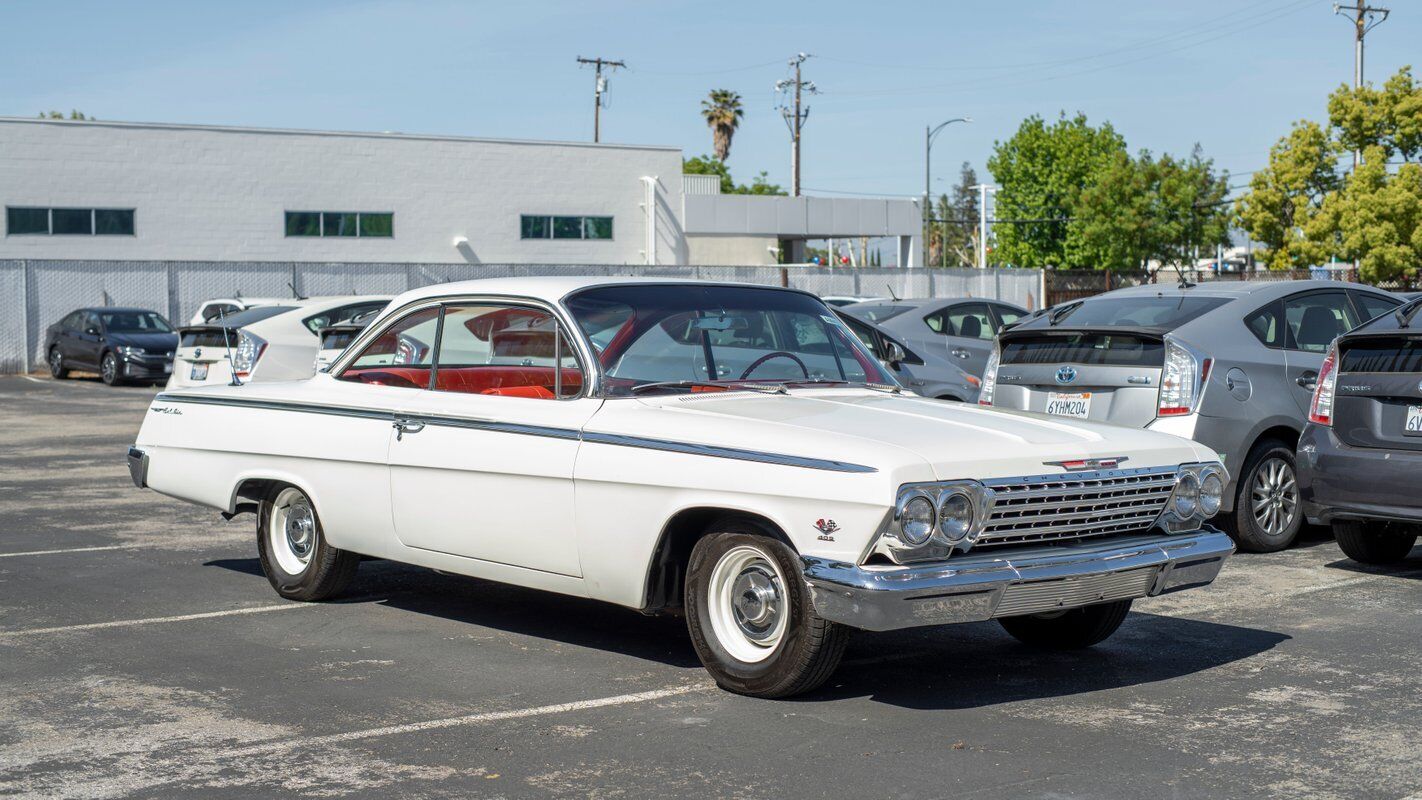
xmin=129 ymin=277 xmax=1233 ymax=697
xmin=188 ymin=297 xmax=291 ymax=325
xmin=167 ymin=296 xmax=389 ymax=388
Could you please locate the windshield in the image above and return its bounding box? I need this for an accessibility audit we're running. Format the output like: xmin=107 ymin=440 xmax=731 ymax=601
xmin=564 ymin=285 xmax=894 ymax=396
xmin=1048 ymin=295 xmax=1229 ymax=330
xmin=101 ymin=311 xmax=172 ymax=333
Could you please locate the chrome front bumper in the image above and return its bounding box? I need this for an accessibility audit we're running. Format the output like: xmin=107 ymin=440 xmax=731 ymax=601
xmin=803 ymin=528 xmax=1234 ymax=632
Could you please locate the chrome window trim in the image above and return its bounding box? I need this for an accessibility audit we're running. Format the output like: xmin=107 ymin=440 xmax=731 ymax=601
xmin=151 ymin=393 xmax=875 ymax=474
xmin=329 ymin=293 xmax=599 ymax=399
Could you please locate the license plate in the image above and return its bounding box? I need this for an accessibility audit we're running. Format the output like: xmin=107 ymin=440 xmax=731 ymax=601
xmin=190 ymin=363 xmax=209 ymax=381
xmin=1406 ymin=405 xmax=1422 ymax=435
xmin=1046 ymin=391 xmax=1092 ymax=419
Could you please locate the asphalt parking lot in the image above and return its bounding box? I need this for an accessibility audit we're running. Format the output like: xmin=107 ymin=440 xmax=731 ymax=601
xmin=2 ymin=375 xmax=1421 ymax=799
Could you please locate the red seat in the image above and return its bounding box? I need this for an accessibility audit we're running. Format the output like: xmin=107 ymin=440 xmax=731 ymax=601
xmin=340 ymin=365 xmax=581 ymax=399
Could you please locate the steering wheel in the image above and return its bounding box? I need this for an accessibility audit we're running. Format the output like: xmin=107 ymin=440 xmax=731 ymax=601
xmin=739 ymin=351 xmax=810 ymax=380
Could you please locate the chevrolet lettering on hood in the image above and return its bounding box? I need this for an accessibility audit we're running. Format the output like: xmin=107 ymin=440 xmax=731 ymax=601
xmin=126 ymin=277 xmax=1233 ymax=699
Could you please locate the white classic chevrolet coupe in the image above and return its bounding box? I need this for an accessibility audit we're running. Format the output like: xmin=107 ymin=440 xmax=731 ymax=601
xmin=129 ymin=278 xmax=1234 ymax=697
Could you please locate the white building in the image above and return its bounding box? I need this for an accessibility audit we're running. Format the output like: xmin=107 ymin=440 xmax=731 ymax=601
xmin=0 ymin=117 xmax=920 ymax=267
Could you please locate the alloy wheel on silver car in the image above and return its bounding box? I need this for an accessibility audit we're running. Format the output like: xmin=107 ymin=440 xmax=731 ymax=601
xmin=1250 ymin=457 xmax=1298 ymax=538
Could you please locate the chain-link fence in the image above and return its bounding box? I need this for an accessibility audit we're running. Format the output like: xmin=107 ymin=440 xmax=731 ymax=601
xmin=0 ymin=260 xmax=1045 ymax=374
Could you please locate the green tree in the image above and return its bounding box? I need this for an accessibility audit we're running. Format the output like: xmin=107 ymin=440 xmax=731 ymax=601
xmin=38 ymin=110 xmax=92 ymax=120
xmin=987 ymin=113 xmax=1126 ymax=268
xmin=1307 ymin=146 xmax=1422 ymax=282
xmin=1234 ymin=121 xmax=1341 ymax=269
xmin=1327 ymin=66 xmax=1422 ymax=163
xmin=701 ymin=89 xmax=744 ymax=163
xmin=926 ymin=162 xmax=979 ymax=267
xmin=682 ymin=156 xmax=785 ymax=196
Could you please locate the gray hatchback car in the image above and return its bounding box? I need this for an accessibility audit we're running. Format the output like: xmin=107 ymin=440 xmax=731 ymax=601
xmin=843 ymin=298 xmax=1028 ymax=382
xmin=981 ymin=280 xmax=1403 ymax=552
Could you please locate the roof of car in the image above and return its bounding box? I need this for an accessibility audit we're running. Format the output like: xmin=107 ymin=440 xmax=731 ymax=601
xmin=1104 ymin=279 xmax=1377 ymax=300
xmin=390 ymin=276 xmax=812 ymax=308
xmin=78 ymin=306 xmax=163 ymax=314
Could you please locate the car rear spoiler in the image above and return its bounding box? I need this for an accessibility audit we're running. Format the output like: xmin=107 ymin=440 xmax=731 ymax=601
xmin=998 ymin=324 xmax=1171 ymax=342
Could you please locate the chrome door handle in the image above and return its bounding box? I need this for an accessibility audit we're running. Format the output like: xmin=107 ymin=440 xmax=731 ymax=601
xmin=951 ymin=348 xmax=971 ymax=359
xmin=393 ymin=418 xmax=425 ymax=440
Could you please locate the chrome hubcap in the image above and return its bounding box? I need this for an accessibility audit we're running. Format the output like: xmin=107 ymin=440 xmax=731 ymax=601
xmin=707 ymin=546 xmax=789 ymax=663
xmin=1250 ymin=457 xmax=1298 ymax=537
xmin=731 ymin=566 xmax=782 ymax=642
xmin=285 ymin=503 xmax=315 ymax=560
xmin=101 ymin=356 xmax=115 ymax=381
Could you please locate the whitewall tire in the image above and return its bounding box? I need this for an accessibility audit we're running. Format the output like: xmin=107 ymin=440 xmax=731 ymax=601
xmin=256 ymin=485 xmax=360 ymax=601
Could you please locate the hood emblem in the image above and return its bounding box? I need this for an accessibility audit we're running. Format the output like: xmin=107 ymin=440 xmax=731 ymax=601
xmin=1055 ymin=366 xmax=1078 ymax=385
xmin=1044 ymin=457 xmax=1128 ymax=471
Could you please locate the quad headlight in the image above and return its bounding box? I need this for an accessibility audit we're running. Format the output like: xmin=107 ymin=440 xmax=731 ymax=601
xmin=877 ymin=481 xmax=993 ymax=564
xmin=1160 ymin=462 xmax=1228 ymax=532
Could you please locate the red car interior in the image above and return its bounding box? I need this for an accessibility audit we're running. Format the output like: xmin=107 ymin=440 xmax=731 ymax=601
xmin=339 ymin=365 xmax=582 ymax=397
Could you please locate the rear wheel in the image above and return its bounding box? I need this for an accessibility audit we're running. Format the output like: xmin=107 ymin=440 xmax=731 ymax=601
xmin=1333 ymin=520 xmax=1418 ymax=564
xmin=684 ymin=526 xmax=849 ymax=698
xmin=99 ymin=351 xmax=122 ymax=386
xmin=256 ymin=485 xmax=360 ymax=601
xmin=998 ymin=599 xmax=1132 ymax=649
xmin=48 ymin=347 xmax=69 ymax=379
xmin=1223 ymin=440 xmax=1302 ymax=553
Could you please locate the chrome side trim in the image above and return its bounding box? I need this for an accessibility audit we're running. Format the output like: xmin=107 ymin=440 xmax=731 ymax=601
xmin=151 ymin=394 xmax=875 ymax=473
xmin=580 ymin=431 xmax=877 ymax=474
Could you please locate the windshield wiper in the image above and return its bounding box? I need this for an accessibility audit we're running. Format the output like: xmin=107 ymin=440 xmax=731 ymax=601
xmin=1048 ymin=300 xmax=1083 ymax=326
xmin=629 ymin=380 xmax=788 ymax=396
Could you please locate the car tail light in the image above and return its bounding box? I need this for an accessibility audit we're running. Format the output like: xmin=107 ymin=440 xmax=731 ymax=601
xmin=1309 ymin=345 xmax=1338 ymax=426
xmin=978 ymin=348 xmax=999 ymax=405
xmin=1158 ymin=337 xmax=1210 ymax=417
xmin=232 ymin=330 xmax=267 ymax=378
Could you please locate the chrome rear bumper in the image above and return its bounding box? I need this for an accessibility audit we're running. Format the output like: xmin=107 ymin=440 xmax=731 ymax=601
xmin=126 ymin=446 xmax=148 ymax=489
xmin=803 ymin=528 xmax=1234 ymax=632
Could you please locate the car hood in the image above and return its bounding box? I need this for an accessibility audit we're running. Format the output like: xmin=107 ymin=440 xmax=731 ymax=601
xmin=108 ymin=331 xmax=179 ymax=350
xmin=599 ymin=388 xmax=1216 ymax=482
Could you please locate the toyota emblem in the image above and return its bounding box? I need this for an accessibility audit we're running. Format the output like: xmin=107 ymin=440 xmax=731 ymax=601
xmin=1055 ymin=366 xmax=1078 ymax=385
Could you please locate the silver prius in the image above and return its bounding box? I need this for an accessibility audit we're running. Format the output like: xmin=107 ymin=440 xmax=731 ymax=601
xmin=981 ymin=280 xmax=1402 ymax=552
xmin=843 ymin=298 xmax=1028 ymax=381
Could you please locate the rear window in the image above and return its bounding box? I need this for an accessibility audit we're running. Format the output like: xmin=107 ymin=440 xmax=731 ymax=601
xmin=320 ymin=328 xmax=362 ymax=352
xmin=851 ymin=305 xmax=913 ymax=323
xmin=181 ymin=329 xmax=236 ymax=348
xmin=208 ymin=305 xmax=298 ymax=328
xmin=1001 ymin=333 xmax=1164 ymax=366
xmin=1049 ymin=296 xmax=1230 ymax=330
xmin=1339 ymin=338 xmax=1422 ymax=373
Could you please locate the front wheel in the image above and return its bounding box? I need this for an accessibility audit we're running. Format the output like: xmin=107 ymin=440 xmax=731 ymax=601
xmin=998 ymin=599 xmax=1132 ymax=649
xmin=685 ymin=527 xmax=849 ymax=698
xmin=1334 ymin=520 xmax=1418 ymax=564
xmin=99 ymin=351 xmax=122 ymax=386
xmin=257 ymin=485 xmax=360 ymax=601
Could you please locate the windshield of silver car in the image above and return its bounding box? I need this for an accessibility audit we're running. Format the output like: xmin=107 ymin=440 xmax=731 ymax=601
xmin=564 ymin=285 xmax=895 ymax=396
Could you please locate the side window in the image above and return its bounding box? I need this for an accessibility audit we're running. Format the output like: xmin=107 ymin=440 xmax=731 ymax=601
xmin=84 ymin=311 xmax=101 ymax=333
xmin=61 ymin=311 xmax=83 ymax=330
xmin=433 ymin=305 xmax=583 ymax=399
xmin=337 ymin=307 xmax=441 ymax=388
xmin=1244 ymin=302 xmax=1282 ymax=348
xmin=993 ymin=305 xmax=1023 ymax=328
xmin=304 ymin=301 xmax=389 ymax=334
xmin=942 ymin=303 xmax=994 ymax=340
xmin=1352 ymin=290 xmax=1401 ymax=322
xmin=202 ymin=303 xmax=239 ymax=322
xmin=840 ymin=315 xmax=882 ymax=359
xmin=1283 ymin=292 xmax=1359 ymax=353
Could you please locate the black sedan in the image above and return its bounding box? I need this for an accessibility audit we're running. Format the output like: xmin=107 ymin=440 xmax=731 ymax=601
xmin=1298 ymin=296 xmax=1422 ymax=564
xmin=45 ymin=307 xmax=178 ymax=385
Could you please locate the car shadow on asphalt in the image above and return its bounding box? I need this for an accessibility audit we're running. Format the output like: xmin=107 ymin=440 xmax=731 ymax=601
xmin=1322 ymin=552 xmax=1422 ymax=579
xmin=206 ymin=556 xmax=704 ymax=669
xmin=811 ymin=612 xmax=1289 ymax=710
xmin=208 ymin=557 xmax=1289 ymax=707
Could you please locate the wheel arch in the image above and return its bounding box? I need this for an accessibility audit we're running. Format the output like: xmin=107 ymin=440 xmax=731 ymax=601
xmin=228 ymin=472 xmax=324 ymax=519
xmin=640 ymin=507 xmax=794 ymax=614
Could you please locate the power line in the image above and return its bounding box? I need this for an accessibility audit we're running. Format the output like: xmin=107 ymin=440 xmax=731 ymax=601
xmin=774 ymin=53 xmax=817 ymax=197
xmin=575 ymin=56 xmax=626 ymax=143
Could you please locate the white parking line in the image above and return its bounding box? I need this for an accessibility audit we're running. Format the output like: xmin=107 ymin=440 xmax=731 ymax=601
xmin=224 ymin=683 xmax=709 ymax=757
xmin=21 ymin=375 xmax=48 ymax=384
xmin=0 ymin=543 xmax=148 ymax=559
xmin=0 ymin=603 xmax=310 ymax=638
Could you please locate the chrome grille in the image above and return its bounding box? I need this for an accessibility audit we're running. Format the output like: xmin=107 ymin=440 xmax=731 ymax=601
xmin=977 ymin=467 xmax=1176 ymax=549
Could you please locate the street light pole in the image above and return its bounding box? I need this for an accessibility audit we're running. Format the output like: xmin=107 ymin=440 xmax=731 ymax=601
xmin=924 ymin=117 xmax=972 ymax=267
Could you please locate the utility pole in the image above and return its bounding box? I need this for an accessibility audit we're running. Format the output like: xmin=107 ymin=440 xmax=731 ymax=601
xmin=775 ymin=53 xmax=817 ymax=197
xmin=971 ymin=184 xmax=995 ymax=269
xmin=1333 ymin=3 xmax=1390 ymax=169
xmin=923 ymin=117 xmax=972 ymax=266
xmin=576 ymin=56 xmax=626 ymax=143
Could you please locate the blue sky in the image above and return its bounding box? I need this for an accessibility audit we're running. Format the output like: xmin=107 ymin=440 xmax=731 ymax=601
xmin=3 ymin=0 xmax=1416 ymax=199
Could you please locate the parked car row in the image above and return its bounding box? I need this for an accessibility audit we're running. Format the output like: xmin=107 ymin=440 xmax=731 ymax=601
xmin=44 ymin=297 xmax=389 ymax=386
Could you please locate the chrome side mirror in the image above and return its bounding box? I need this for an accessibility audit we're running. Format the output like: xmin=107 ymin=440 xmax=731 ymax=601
xmin=884 ymin=341 xmax=907 ymax=367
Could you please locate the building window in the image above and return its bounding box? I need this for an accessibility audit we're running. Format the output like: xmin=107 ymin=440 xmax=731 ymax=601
xmin=520 ymin=215 xmax=613 ymax=241
xmin=285 ymin=211 xmax=394 ymax=238
xmin=5 ymin=207 xmax=135 ymax=236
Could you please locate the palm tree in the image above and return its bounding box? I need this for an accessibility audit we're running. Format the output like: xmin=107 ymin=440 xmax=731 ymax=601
xmin=701 ymin=90 xmax=744 ymax=163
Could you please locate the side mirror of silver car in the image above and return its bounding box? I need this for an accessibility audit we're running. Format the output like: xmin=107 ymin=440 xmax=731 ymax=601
xmin=884 ymin=341 xmax=907 ymax=367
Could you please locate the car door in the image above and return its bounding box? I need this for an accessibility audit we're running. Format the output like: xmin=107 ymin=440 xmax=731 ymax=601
xmin=77 ymin=311 xmax=104 ymax=367
xmin=375 ymin=301 xmax=599 ymax=577
xmin=55 ymin=312 xmax=83 ymax=361
xmin=924 ymin=302 xmax=996 ymax=377
xmin=1280 ymin=290 xmax=1362 ymax=416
